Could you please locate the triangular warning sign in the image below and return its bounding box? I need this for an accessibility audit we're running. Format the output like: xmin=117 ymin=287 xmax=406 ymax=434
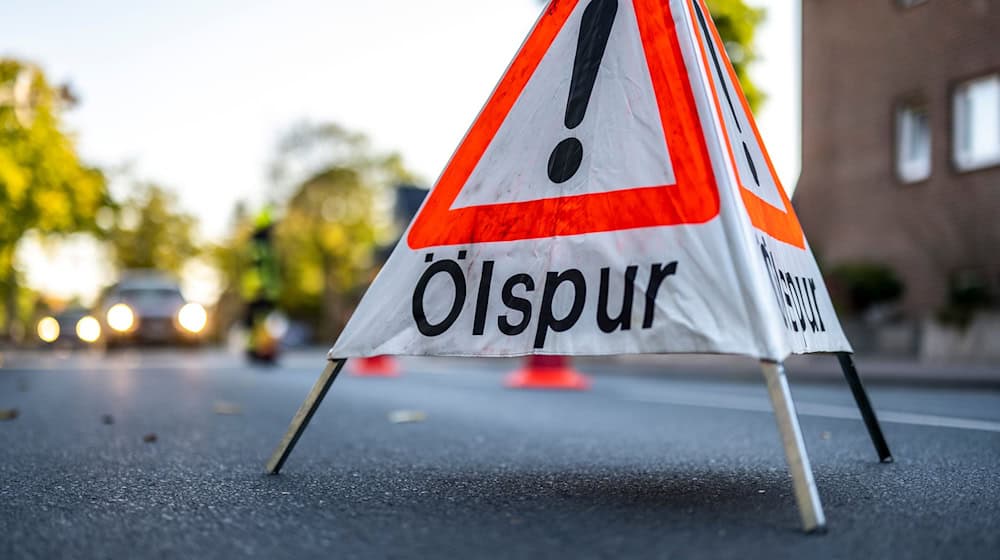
xmin=686 ymin=0 xmax=805 ymax=250
xmin=268 ymin=3 xmax=893 ymax=531
xmin=330 ymin=0 xmax=851 ymax=361
xmin=408 ymin=0 xmax=719 ymax=248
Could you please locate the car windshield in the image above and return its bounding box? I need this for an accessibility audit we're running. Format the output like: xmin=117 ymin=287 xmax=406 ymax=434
xmin=118 ymin=288 xmax=182 ymax=306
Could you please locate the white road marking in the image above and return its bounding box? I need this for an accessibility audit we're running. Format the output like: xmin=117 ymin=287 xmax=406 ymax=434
xmin=624 ymin=390 xmax=1000 ymax=433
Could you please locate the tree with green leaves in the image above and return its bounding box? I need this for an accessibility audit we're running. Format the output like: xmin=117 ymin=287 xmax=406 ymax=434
xmin=0 ymin=58 xmax=110 ymax=337
xmin=105 ymin=182 xmax=200 ymax=274
xmin=268 ymin=122 xmax=415 ymax=341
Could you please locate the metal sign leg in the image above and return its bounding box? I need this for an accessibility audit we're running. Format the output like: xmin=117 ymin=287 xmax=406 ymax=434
xmin=265 ymin=359 xmax=346 ymax=475
xmin=760 ymin=360 xmax=827 ymax=533
xmin=836 ymin=352 xmax=893 ymax=463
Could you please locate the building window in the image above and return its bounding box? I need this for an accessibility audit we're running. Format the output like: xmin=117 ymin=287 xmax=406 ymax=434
xmin=953 ymin=74 xmax=1000 ymax=171
xmin=896 ymin=102 xmax=931 ymax=183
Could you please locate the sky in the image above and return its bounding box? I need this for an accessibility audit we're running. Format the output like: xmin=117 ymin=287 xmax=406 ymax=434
xmin=1 ymin=0 xmax=800 ymax=303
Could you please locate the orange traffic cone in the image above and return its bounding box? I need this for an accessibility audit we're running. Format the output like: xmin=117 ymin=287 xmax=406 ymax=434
xmin=351 ymin=355 xmax=400 ymax=377
xmin=505 ymin=355 xmax=590 ymax=390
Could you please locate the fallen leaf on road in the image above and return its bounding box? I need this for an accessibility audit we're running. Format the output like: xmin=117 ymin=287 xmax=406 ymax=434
xmin=0 ymin=408 xmax=19 ymax=421
xmin=213 ymin=401 xmax=243 ymax=415
xmin=101 ymin=414 xmax=115 ymax=425
xmin=388 ymin=410 xmax=427 ymax=424
xmin=143 ymin=433 xmax=158 ymax=443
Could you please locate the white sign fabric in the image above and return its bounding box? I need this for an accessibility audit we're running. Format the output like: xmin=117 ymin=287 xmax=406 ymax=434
xmin=329 ymin=0 xmax=851 ymax=362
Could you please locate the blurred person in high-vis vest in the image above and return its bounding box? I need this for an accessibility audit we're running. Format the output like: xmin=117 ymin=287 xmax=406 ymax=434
xmin=241 ymin=206 xmax=281 ymax=362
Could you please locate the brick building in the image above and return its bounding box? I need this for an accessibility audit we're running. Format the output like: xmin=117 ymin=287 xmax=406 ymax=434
xmin=795 ymin=0 xmax=1000 ymax=318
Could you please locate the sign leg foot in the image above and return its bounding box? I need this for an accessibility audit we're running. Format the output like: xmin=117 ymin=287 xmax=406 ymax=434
xmin=836 ymin=352 xmax=893 ymax=463
xmin=761 ymin=360 xmax=827 ymax=533
xmin=265 ymin=359 xmax=346 ymax=475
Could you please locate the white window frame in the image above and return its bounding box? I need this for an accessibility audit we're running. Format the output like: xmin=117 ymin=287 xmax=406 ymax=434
xmin=953 ymin=74 xmax=1000 ymax=172
xmin=895 ymin=102 xmax=931 ymax=183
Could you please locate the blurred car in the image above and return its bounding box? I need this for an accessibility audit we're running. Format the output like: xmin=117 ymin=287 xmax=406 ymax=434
xmin=97 ymin=271 xmax=209 ymax=347
xmin=35 ymin=306 xmax=103 ymax=348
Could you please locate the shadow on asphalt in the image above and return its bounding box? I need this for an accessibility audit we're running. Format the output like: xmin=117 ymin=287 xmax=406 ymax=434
xmin=257 ymin=465 xmax=811 ymax=535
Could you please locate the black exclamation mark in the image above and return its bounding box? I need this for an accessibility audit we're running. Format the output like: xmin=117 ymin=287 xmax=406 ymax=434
xmin=547 ymin=0 xmax=618 ymax=184
xmin=692 ymin=0 xmax=760 ymax=188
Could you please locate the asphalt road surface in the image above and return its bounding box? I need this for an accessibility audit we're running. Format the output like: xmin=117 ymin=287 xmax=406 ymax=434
xmin=1 ymin=349 xmax=998 ymax=559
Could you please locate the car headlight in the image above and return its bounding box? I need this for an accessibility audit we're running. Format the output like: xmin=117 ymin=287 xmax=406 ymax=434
xmin=37 ymin=316 xmax=60 ymax=343
xmin=76 ymin=316 xmax=101 ymax=343
xmin=178 ymin=303 xmax=207 ymax=334
xmin=107 ymin=303 xmax=135 ymax=333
